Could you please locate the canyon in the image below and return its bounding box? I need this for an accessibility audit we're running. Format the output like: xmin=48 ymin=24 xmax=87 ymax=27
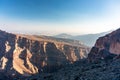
xmin=0 ymin=30 xmax=89 ymax=77
xmin=26 ymin=28 xmax=120 ymax=80
xmin=1 ymin=28 xmax=120 ymax=80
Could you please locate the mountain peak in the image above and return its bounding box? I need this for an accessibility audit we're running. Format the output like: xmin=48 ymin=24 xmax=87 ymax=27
xmin=54 ymin=33 xmax=73 ymax=38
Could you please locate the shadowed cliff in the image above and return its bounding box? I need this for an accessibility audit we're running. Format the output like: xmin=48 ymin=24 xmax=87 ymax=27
xmin=26 ymin=28 xmax=120 ymax=80
xmin=0 ymin=30 xmax=89 ymax=78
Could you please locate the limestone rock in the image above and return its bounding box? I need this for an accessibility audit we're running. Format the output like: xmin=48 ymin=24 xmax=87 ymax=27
xmin=0 ymin=30 xmax=89 ymax=76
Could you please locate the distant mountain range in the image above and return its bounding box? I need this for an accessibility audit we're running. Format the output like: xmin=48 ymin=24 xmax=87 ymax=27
xmin=54 ymin=31 xmax=112 ymax=47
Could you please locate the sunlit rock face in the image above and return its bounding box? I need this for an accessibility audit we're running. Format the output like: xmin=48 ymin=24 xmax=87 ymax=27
xmin=88 ymin=28 xmax=120 ymax=62
xmin=0 ymin=30 xmax=89 ymax=76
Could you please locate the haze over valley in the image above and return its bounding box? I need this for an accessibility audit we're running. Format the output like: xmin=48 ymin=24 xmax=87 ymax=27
xmin=0 ymin=0 xmax=120 ymax=80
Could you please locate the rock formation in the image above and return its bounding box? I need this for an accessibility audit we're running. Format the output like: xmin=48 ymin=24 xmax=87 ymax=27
xmin=0 ymin=30 xmax=89 ymax=77
xmin=88 ymin=28 xmax=120 ymax=62
xmin=27 ymin=28 xmax=120 ymax=80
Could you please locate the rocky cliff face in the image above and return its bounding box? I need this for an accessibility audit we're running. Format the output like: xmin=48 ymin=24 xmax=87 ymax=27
xmin=28 ymin=28 xmax=120 ymax=80
xmin=88 ymin=28 xmax=120 ymax=62
xmin=25 ymin=28 xmax=120 ymax=80
xmin=0 ymin=30 xmax=89 ymax=76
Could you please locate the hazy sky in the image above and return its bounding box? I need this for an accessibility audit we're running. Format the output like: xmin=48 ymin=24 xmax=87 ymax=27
xmin=0 ymin=0 xmax=120 ymax=35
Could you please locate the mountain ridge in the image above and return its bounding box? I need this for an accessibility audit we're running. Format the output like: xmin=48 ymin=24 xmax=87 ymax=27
xmin=54 ymin=31 xmax=112 ymax=46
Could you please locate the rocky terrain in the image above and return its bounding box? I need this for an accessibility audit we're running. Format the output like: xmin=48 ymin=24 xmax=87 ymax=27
xmin=0 ymin=30 xmax=89 ymax=79
xmin=24 ymin=28 xmax=120 ymax=80
xmin=27 ymin=58 xmax=120 ymax=80
xmin=88 ymin=28 xmax=120 ymax=62
xmin=0 ymin=28 xmax=120 ymax=80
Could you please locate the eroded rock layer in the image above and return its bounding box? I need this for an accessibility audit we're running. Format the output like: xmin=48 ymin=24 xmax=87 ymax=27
xmin=0 ymin=30 xmax=89 ymax=76
xmin=88 ymin=28 xmax=120 ymax=62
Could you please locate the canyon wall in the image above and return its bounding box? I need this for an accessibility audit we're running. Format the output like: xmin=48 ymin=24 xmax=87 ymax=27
xmin=0 ymin=30 xmax=89 ymax=76
xmin=88 ymin=28 xmax=120 ymax=62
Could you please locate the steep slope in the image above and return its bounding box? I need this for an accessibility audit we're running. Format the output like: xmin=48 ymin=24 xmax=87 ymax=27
xmin=88 ymin=28 xmax=120 ymax=62
xmin=73 ymin=32 xmax=110 ymax=47
xmin=0 ymin=30 xmax=89 ymax=77
xmin=27 ymin=28 xmax=120 ymax=80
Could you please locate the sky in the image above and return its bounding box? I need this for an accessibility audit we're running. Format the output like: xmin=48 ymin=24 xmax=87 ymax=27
xmin=0 ymin=0 xmax=120 ymax=35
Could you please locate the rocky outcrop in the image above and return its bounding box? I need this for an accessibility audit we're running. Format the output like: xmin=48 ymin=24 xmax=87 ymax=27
xmin=0 ymin=30 xmax=89 ymax=76
xmin=88 ymin=28 xmax=120 ymax=62
xmin=26 ymin=28 xmax=120 ymax=80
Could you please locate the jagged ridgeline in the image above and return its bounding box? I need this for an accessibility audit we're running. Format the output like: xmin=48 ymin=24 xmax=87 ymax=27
xmin=0 ymin=30 xmax=90 ymax=77
xmin=28 ymin=28 xmax=120 ymax=80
